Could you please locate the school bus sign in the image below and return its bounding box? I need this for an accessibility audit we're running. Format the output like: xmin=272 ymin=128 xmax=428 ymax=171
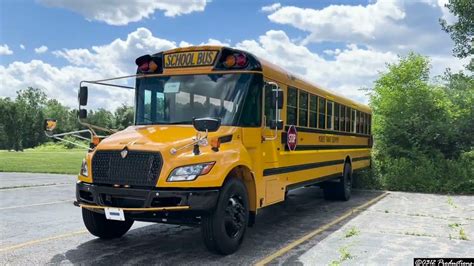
xmin=164 ymin=50 xmax=218 ymax=68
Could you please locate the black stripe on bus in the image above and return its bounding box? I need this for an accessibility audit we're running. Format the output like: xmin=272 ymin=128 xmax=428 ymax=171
xmin=286 ymin=173 xmax=341 ymax=191
xmin=285 ymin=145 xmax=370 ymax=151
xmin=263 ymin=159 xmax=344 ymax=176
xmin=263 ymin=156 xmax=371 ymax=176
xmin=352 ymin=156 xmax=371 ymax=162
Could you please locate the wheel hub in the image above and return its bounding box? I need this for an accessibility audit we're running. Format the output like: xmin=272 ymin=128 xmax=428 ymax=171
xmin=224 ymin=196 xmax=245 ymax=238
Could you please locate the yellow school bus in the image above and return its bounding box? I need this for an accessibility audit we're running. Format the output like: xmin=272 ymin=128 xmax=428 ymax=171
xmin=71 ymin=46 xmax=372 ymax=254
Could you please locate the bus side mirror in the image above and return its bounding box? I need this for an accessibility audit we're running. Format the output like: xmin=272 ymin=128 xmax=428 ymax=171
xmin=193 ymin=117 xmax=221 ymax=132
xmin=270 ymin=120 xmax=284 ymax=130
xmin=78 ymin=86 xmax=88 ymax=106
xmin=78 ymin=109 xmax=87 ymax=119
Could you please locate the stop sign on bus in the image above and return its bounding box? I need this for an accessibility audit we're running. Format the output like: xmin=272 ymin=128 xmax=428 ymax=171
xmin=287 ymin=125 xmax=297 ymax=151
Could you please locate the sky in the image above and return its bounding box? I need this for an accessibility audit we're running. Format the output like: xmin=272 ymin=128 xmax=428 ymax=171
xmin=0 ymin=0 xmax=468 ymax=110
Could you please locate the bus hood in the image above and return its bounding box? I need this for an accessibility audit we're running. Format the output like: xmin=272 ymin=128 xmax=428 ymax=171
xmin=96 ymin=125 xmax=236 ymax=152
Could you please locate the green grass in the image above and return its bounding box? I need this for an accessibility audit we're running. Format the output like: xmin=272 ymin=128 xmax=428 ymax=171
xmin=0 ymin=149 xmax=87 ymax=174
xmin=344 ymin=227 xmax=360 ymax=238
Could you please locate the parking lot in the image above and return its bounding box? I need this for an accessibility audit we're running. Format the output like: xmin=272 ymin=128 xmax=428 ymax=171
xmin=0 ymin=172 xmax=472 ymax=265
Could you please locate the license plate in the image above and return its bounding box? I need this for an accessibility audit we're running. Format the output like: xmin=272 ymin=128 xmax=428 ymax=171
xmin=104 ymin=207 xmax=125 ymax=221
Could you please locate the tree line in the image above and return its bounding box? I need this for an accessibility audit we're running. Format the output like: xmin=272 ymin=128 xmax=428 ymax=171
xmin=0 ymin=88 xmax=134 ymax=151
xmin=356 ymin=0 xmax=474 ymax=194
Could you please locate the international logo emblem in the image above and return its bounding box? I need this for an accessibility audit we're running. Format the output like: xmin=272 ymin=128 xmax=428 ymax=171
xmin=120 ymin=148 xmax=128 ymax=159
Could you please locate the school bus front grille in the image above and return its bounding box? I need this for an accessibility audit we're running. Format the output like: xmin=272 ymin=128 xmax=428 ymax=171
xmin=91 ymin=150 xmax=162 ymax=187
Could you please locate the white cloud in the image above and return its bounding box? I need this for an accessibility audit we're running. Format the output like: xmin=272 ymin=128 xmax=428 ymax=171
xmin=39 ymin=0 xmax=208 ymax=26
xmin=20 ymin=44 xmax=25 ymax=50
xmin=237 ymin=30 xmax=399 ymax=103
xmin=265 ymin=0 xmax=457 ymax=56
xmin=267 ymin=1 xmax=405 ymax=43
xmin=1 ymin=28 xmax=177 ymax=110
xmin=0 ymin=44 xmax=13 ymax=55
xmin=34 ymin=45 xmax=48 ymax=54
xmin=261 ymin=3 xmax=281 ymax=13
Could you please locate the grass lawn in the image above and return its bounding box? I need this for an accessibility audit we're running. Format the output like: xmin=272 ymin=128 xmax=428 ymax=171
xmin=0 ymin=149 xmax=87 ymax=175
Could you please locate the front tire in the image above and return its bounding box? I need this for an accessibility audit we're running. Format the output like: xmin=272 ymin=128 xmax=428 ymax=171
xmin=82 ymin=208 xmax=134 ymax=239
xmin=323 ymin=162 xmax=352 ymax=201
xmin=201 ymin=178 xmax=249 ymax=255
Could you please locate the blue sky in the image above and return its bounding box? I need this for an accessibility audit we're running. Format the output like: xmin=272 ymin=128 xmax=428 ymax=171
xmin=0 ymin=0 xmax=467 ymax=109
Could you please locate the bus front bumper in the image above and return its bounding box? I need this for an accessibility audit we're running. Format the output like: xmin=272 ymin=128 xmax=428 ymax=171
xmin=75 ymin=181 xmax=220 ymax=213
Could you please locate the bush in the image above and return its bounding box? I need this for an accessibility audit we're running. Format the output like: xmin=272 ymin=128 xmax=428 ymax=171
xmin=354 ymin=152 xmax=474 ymax=194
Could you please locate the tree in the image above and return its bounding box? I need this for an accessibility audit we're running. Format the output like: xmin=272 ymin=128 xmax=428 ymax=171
xmin=15 ymin=87 xmax=48 ymax=149
xmin=440 ymin=0 xmax=474 ymax=70
xmin=88 ymin=108 xmax=115 ymax=129
xmin=114 ymin=104 xmax=134 ymax=129
xmin=370 ymin=53 xmax=455 ymax=159
xmin=0 ymin=98 xmax=24 ymax=150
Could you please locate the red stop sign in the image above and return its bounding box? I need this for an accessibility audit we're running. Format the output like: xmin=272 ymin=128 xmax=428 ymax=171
xmin=287 ymin=125 xmax=297 ymax=151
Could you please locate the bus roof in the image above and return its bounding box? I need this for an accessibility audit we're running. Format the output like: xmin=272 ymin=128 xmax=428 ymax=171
xmin=160 ymin=45 xmax=371 ymax=113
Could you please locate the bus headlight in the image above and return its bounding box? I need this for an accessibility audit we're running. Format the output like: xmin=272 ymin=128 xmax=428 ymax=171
xmin=80 ymin=159 xmax=88 ymax=176
xmin=167 ymin=162 xmax=215 ymax=182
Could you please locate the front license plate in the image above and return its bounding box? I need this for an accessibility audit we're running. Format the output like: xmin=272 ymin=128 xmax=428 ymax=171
xmin=104 ymin=207 xmax=125 ymax=221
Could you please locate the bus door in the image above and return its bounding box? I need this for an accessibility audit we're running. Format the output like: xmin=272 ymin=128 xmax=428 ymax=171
xmin=262 ymin=81 xmax=283 ymax=163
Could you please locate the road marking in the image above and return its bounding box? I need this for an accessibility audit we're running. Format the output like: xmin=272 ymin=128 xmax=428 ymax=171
xmin=0 ymin=230 xmax=88 ymax=253
xmin=0 ymin=200 xmax=73 ymax=210
xmin=255 ymin=192 xmax=389 ymax=266
xmin=0 ymin=183 xmax=71 ymax=190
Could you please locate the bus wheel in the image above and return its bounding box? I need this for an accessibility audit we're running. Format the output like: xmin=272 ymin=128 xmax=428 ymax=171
xmin=201 ymin=178 xmax=249 ymax=255
xmin=82 ymin=208 xmax=134 ymax=239
xmin=323 ymin=163 xmax=352 ymax=201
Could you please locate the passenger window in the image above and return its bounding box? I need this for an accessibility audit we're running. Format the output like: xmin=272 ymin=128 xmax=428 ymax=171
xmin=340 ymin=105 xmax=346 ymax=131
xmin=334 ymin=103 xmax=340 ymax=131
xmin=351 ymin=109 xmax=356 ymax=133
xmin=368 ymin=114 xmax=372 ymax=135
xmin=326 ymin=101 xmax=333 ymax=129
xmin=287 ymin=87 xmax=297 ymax=125
xmin=309 ymin=95 xmax=317 ymax=128
xmin=318 ymin=97 xmax=326 ymax=129
xmin=345 ymin=107 xmax=351 ymax=132
xmin=357 ymin=111 xmax=361 ymax=133
xmin=298 ymin=91 xmax=308 ymax=127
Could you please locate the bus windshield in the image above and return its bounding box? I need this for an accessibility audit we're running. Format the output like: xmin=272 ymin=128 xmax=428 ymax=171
xmin=135 ymin=73 xmax=261 ymax=126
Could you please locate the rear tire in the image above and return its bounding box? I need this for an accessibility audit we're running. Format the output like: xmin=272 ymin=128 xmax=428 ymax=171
xmin=201 ymin=178 xmax=249 ymax=255
xmin=82 ymin=208 xmax=134 ymax=239
xmin=323 ymin=163 xmax=352 ymax=201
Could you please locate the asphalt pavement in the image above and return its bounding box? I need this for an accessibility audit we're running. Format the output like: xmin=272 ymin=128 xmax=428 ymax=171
xmin=0 ymin=172 xmax=472 ymax=265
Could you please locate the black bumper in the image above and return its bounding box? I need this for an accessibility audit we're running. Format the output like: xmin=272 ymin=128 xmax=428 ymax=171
xmin=76 ymin=182 xmax=220 ymax=212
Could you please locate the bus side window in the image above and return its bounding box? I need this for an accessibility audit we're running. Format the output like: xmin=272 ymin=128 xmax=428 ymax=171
xmin=345 ymin=106 xmax=350 ymax=132
xmin=340 ymin=105 xmax=346 ymax=131
xmin=351 ymin=109 xmax=356 ymax=133
xmin=309 ymin=95 xmax=317 ymax=127
xmin=318 ymin=97 xmax=326 ymax=129
xmin=287 ymin=87 xmax=297 ymax=126
xmin=334 ymin=103 xmax=340 ymax=131
xmin=368 ymin=114 xmax=372 ymax=135
xmin=298 ymin=90 xmax=308 ymax=127
xmin=327 ymin=101 xmax=333 ymax=129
